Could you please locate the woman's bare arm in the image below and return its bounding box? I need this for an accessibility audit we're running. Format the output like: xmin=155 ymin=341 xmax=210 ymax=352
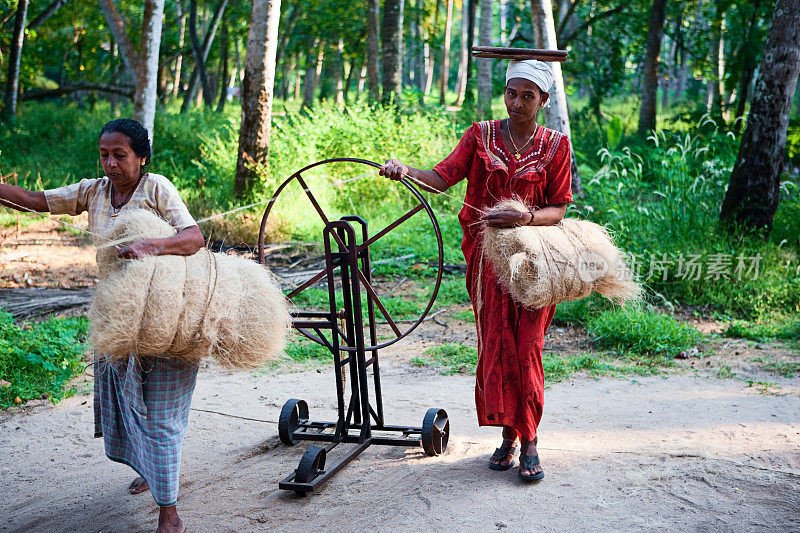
xmin=0 ymin=184 xmax=49 ymax=212
xmin=379 ymin=159 xmax=449 ymax=193
xmin=115 ymin=225 xmax=205 ymax=259
xmin=480 ymin=204 xmax=567 ymax=228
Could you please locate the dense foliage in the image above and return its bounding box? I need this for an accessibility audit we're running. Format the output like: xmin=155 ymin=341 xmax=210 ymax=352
xmin=0 ymin=310 xmax=89 ymax=408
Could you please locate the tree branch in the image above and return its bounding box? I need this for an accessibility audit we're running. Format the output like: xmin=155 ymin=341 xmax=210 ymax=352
xmin=28 ymin=0 xmax=69 ymax=30
xmin=556 ymin=0 xmax=581 ymax=42
xmin=561 ymin=5 xmax=626 ymax=46
xmin=97 ymin=0 xmax=139 ymax=73
xmin=22 ymin=83 xmax=134 ymax=100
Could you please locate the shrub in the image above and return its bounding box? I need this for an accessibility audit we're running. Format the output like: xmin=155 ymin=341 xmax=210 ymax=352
xmin=0 ymin=310 xmax=89 ymax=408
xmin=587 ymin=308 xmax=703 ymax=358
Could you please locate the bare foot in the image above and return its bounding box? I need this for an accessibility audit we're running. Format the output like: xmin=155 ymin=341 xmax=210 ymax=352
xmin=519 ymin=436 xmax=543 ymax=479
xmin=128 ymin=476 xmax=150 ymax=495
xmin=156 ymin=506 xmax=185 ymax=533
xmin=488 ymin=426 xmax=518 ymax=469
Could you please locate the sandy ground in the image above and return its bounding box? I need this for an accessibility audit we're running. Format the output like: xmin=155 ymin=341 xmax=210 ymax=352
xmin=2 ymin=349 xmax=799 ymax=533
xmin=2 ymin=220 xmax=799 ymax=532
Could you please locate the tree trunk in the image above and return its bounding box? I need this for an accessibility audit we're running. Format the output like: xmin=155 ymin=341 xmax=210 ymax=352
xmin=2 ymin=0 xmax=29 ymax=124
xmin=234 ymin=0 xmax=282 ymax=199
xmin=439 ymin=0 xmax=454 ymax=104
xmin=133 ymin=0 xmax=166 ymax=144
xmin=302 ymin=40 xmax=323 ymax=109
xmin=463 ymin=0 xmax=477 ymax=106
xmin=334 ymin=38 xmax=345 ymax=110
xmin=357 ymin=64 xmax=368 ymax=95
xmin=381 ymin=0 xmax=404 ymax=105
xmin=367 ymin=0 xmax=381 ymax=102
xmin=172 ymin=1 xmax=186 ymax=99
xmin=180 ymin=0 xmax=229 ymax=113
xmin=98 ymin=0 xmax=138 ymax=80
xmin=344 ymin=57 xmax=359 ymax=104
xmin=110 ymin=42 xmax=120 ymax=116
xmin=274 ymin=2 xmax=298 ymax=71
xmin=476 ymin=0 xmax=492 ymax=118
xmin=499 ymin=0 xmax=507 ymax=44
xmin=676 ymin=0 xmax=705 ymax=101
xmin=28 ymin=0 xmax=69 ymax=31
xmin=294 ymin=60 xmax=302 ymax=100
xmin=423 ymin=26 xmax=433 ymax=95
xmin=530 ymin=0 xmax=583 ymax=197
xmin=733 ymin=0 xmax=763 ymax=133
xmin=719 ymin=0 xmax=800 ymax=235
xmin=705 ymin=4 xmax=725 ymax=117
xmin=189 ymin=1 xmax=214 ymax=107
xmin=216 ymin=20 xmax=230 ymax=112
xmin=424 ymin=0 xmax=441 ymax=98
xmin=413 ymin=0 xmax=425 ymax=91
xmin=637 ymin=0 xmax=667 ymax=136
xmin=453 ymin=0 xmax=469 ymax=105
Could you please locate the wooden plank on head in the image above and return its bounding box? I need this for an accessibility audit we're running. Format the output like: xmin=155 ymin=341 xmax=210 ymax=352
xmin=472 ymin=46 xmax=568 ymax=62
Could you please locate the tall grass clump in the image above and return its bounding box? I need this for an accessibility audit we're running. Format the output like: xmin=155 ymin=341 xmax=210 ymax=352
xmin=577 ymin=114 xmax=800 ymax=319
xmin=587 ymin=308 xmax=703 ymax=359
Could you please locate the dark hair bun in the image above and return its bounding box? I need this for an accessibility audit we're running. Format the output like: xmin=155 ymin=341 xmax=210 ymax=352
xmin=99 ymin=119 xmax=152 ymax=165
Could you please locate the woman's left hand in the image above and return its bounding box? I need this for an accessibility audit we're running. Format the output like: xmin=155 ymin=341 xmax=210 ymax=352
xmin=116 ymin=239 xmax=162 ymax=259
xmin=481 ymin=210 xmax=531 ymax=227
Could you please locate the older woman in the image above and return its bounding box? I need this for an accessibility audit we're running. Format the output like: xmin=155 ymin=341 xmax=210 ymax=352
xmin=380 ymin=60 xmax=572 ymax=482
xmin=0 ymin=119 xmax=204 ymax=532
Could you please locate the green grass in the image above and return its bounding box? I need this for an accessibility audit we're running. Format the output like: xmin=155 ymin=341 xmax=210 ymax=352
xmin=430 ymin=277 xmax=470 ymax=308
xmin=282 ymin=338 xmax=333 ymax=364
xmin=0 ymin=310 xmax=89 ymax=409
xmin=452 ymin=309 xmax=476 ymax=322
xmin=411 ymin=342 xmax=664 ymax=381
xmin=763 ymin=361 xmax=800 ymax=379
xmin=723 ymin=318 xmax=800 ymax=342
xmin=587 ymin=308 xmax=703 ymax=359
xmin=542 ymin=352 xmax=659 ymax=382
xmin=412 ymin=343 xmax=478 ymax=375
xmin=289 ymin=287 xmax=424 ymax=321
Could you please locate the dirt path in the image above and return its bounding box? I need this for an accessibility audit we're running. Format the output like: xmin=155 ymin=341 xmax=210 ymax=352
xmin=2 ymin=221 xmax=799 ymax=532
xmin=2 ymin=356 xmax=799 ymax=533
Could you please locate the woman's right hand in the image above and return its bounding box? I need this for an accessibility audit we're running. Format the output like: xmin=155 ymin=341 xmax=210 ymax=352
xmin=379 ymin=159 xmax=410 ymax=181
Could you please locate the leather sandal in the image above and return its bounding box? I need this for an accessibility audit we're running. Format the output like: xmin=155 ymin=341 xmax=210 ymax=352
xmin=488 ymin=444 xmax=518 ymax=471
xmin=518 ymin=453 xmax=545 ymax=482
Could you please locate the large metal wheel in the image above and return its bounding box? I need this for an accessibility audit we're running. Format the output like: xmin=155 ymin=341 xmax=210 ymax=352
xmin=278 ymin=398 xmax=309 ymax=446
xmin=421 ymin=408 xmax=449 ymax=456
xmin=295 ymin=445 xmax=327 ymax=485
xmin=258 ymin=158 xmax=444 ymax=352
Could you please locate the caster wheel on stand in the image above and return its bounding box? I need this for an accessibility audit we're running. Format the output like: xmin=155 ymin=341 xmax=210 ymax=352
xmin=278 ymin=399 xmax=308 ymax=446
xmin=421 ymin=408 xmax=449 ymax=456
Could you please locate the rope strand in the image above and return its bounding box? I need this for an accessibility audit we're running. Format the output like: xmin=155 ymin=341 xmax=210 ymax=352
xmin=0 ymin=168 xmax=488 ymax=250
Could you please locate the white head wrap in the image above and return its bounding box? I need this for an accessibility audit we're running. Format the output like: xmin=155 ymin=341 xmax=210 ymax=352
xmin=505 ymin=60 xmax=554 ymax=107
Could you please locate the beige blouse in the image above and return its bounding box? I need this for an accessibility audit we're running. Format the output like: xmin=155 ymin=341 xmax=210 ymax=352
xmin=43 ymin=173 xmax=197 ymax=242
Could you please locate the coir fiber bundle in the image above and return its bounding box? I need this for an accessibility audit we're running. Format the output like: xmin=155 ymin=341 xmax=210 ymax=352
xmin=90 ymin=210 xmax=290 ymax=369
xmin=482 ymin=199 xmax=641 ymax=309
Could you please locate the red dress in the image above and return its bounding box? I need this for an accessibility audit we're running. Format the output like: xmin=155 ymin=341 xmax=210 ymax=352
xmin=433 ymin=120 xmax=573 ymax=440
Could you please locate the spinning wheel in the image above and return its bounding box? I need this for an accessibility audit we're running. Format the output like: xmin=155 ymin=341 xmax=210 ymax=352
xmin=258 ymin=158 xmax=450 ymax=495
xmin=258 ymin=157 xmax=444 ymax=351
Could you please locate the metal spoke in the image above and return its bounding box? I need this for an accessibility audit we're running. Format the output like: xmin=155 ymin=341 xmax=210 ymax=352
xmin=357 ymin=204 xmax=424 ymax=252
xmin=286 ymin=268 xmax=329 ymax=299
xmin=356 ymin=268 xmax=401 ymax=336
xmin=296 ymin=174 xmax=348 ymax=250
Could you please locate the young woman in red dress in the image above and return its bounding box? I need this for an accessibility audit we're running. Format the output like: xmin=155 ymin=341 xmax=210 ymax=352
xmin=380 ymin=60 xmax=572 ymax=482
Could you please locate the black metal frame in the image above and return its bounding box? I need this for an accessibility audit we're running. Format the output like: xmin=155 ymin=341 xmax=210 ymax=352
xmin=278 ymin=217 xmax=442 ymax=493
xmin=258 ymin=158 xmax=451 ymax=494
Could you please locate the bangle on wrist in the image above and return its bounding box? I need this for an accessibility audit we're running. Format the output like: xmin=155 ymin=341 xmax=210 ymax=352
xmin=528 ymin=209 xmax=535 ymax=225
